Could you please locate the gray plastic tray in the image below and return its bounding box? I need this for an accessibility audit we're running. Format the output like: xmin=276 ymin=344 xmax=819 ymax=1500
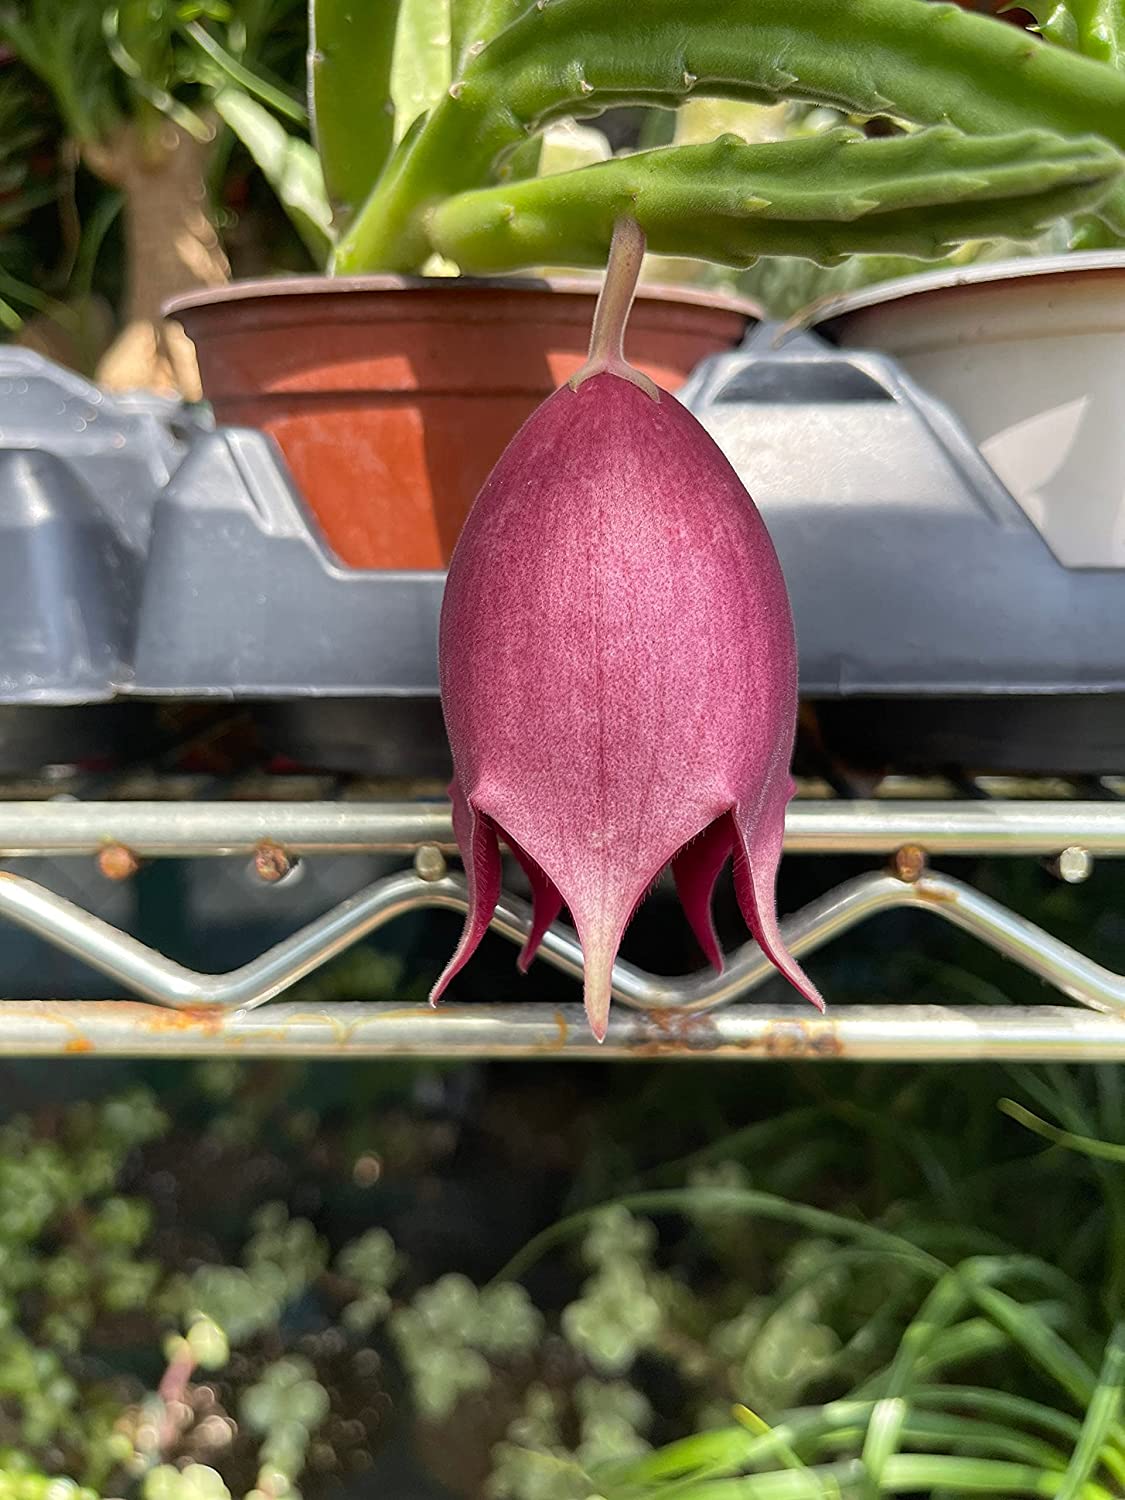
xmin=1 ymin=335 xmax=1122 ymax=774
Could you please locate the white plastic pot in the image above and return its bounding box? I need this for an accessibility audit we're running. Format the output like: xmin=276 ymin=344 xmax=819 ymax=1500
xmin=810 ymin=251 xmax=1125 ymax=569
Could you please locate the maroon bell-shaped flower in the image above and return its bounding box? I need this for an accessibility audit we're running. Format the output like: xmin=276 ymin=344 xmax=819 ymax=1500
xmin=432 ymin=219 xmax=824 ymax=1040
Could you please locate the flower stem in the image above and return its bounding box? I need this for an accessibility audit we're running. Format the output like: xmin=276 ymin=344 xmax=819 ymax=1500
xmin=568 ymin=216 xmax=659 ymax=401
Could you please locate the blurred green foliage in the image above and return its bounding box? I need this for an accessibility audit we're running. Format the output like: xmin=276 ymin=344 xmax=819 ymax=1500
xmin=0 ymin=0 xmax=311 ymax=365
xmin=0 ymin=1004 xmax=1119 ymax=1498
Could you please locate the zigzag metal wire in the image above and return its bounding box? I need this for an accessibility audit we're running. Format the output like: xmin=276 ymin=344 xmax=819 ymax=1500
xmin=0 ymin=792 xmax=1122 ymax=1057
xmin=0 ymin=861 xmax=1121 ymax=1017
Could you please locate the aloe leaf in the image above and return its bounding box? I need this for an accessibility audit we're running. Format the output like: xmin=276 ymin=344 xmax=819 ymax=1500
xmin=427 ymin=128 xmax=1122 ymax=274
xmin=391 ymin=0 xmax=451 ymax=143
xmin=213 ymin=87 xmax=332 ymax=261
xmin=598 ymin=1426 xmax=758 ymax=1488
xmin=185 ymin=19 xmax=308 ymax=126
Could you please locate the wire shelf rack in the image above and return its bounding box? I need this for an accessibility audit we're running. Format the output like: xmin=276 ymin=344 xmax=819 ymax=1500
xmin=0 ymin=770 xmax=1123 ymax=1060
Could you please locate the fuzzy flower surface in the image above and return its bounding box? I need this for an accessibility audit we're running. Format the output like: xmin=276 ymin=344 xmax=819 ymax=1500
xmin=432 ymin=221 xmax=824 ymax=1039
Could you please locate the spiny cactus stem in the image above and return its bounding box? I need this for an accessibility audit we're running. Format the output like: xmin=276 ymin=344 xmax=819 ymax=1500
xmin=568 ymin=217 xmax=660 ymax=401
xmin=334 ymin=0 xmax=1125 ymax=272
xmin=430 ymin=128 xmax=1122 ymax=273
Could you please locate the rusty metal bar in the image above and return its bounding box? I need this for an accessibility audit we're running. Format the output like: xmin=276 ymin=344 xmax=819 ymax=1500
xmin=0 ymin=794 xmax=1121 ymax=1059
xmin=0 ymin=801 xmax=454 ymax=857
xmin=0 ymin=798 xmax=1121 ymax=858
xmin=2 ymin=1000 xmax=1122 ymax=1061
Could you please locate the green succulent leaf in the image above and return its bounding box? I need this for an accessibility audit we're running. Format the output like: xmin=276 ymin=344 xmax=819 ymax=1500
xmin=582 ymin=1206 xmax=657 ymax=1269
xmin=213 ymin=86 xmax=332 ymax=260
xmin=242 ymin=1357 xmax=329 ymax=1436
xmin=428 ymin=127 xmax=1124 ymax=273
xmin=562 ymin=1261 xmax=663 ymax=1374
xmin=97 ymin=1090 xmax=168 ymax=1151
xmin=1019 ymin=0 xmax=1125 ymax=67
xmin=183 ymin=19 xmax=308 ymax=124
xmin=391 ymin=0 xmax=451 ymax=144
xmin=450 ymin=0 xmax=533 ymax=69
xmin=186 ymin=1265 xmax=281 ymax=1346
xmin=245 ymin=1205 xmax=328 ymax=1298
xmin=90 ymin=1197 xmax=153 ymax=1251
xmin=336 ymin=1228 xmax=401 ymax=1290
xmin=309 ymin=0 xmax=400 ymax=229
xmin=185 ymin=1315 xmax=229 ymax=1370
xmin=144 ymin=1465 xmax=231 ymax=1500
xmin=475 ymin=1282 xmax=543 ymax=1355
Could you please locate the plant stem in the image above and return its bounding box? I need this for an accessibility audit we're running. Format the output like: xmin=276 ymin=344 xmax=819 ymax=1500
xmin=84 ymin=118 xmax=229 ymax=396
xmin=567 ymin=217 xmax=659 ymax=400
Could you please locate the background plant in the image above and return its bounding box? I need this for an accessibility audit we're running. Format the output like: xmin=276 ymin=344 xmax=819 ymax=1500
xmin=5 ymin=0 xmax=1125 ymax=387
xmin=214 ymin=0 xmax=1125 ymax=289
xmin=0 ymin=0 xmax=307 ymax=392
xmin=0 ymin=878 xmax=1122 ymax=1500
xmin=0 ymin=62 xmax=62 ymax=334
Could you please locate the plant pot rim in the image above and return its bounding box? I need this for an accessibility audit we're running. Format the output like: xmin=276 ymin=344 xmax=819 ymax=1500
xmin=801 ymin=248 xmax=1125 ymax=333
xmin=164 ymin=272 xmax=762 ymax=321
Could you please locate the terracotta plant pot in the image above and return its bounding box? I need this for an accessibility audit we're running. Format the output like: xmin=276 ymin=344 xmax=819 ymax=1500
xmin=167 ymin=276 xmax=758 ymax=570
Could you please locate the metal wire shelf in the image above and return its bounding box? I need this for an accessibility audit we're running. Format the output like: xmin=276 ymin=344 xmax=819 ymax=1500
xmin=1 ymin=773 xmax=1124 ymax=1060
